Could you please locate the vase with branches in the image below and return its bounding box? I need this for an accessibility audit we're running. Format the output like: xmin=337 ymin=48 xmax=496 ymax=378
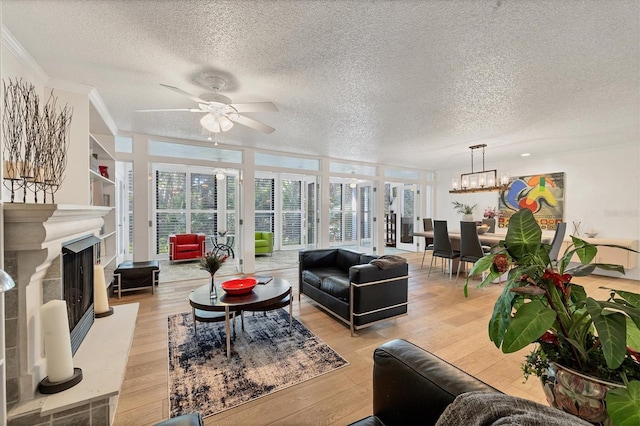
xmin=199 ymin=252 xmax=229 ymax=299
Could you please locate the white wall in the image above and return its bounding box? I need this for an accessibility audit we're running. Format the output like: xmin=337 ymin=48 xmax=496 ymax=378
xmin=2 ymin=41 xmax=91 ymax=206
xmin=434 ymin=142 xmax=640 ymax=280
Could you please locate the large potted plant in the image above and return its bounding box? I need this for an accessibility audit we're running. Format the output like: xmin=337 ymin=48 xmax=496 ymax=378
xmin=465 ymin=209 xmax=640 ymax=425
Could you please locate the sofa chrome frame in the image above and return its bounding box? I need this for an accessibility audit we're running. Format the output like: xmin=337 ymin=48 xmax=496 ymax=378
xmin=301 ymin=273 xmax=409 ymax=337
xmin=349 ymin=275 xmax=409 ymax=336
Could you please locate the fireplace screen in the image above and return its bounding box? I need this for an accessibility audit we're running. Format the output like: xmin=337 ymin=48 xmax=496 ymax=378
xmin=62 ymin=235 xmax=100 ymax=355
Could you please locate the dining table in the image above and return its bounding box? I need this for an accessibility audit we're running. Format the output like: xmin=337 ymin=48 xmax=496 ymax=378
xmin=413 ymin=229 xmax=552 ymax=275
xmin=413 ymin=230 xmax=552 ymax=247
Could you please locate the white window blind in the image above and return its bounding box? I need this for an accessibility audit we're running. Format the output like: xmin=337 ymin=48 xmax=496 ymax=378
xmin=255 ymin=177 xmax=275 ymax=232
xmin=156 ymin=170 xmax=187 ymax=254
xmin=281 ymin=179 xmax=302 ymax=246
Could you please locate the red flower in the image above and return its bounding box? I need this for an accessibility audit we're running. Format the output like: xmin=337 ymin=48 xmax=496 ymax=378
xmin=493 ymin=254 xmax=509 ymax=273
xmin=542 ymin=269 xmax=572 ymax=297
xmin=540 ymin=331 xmax=559 ymax=345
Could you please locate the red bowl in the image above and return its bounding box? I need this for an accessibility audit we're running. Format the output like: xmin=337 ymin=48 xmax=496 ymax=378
xmin=220 ymin=278 xmax=257 ymax=295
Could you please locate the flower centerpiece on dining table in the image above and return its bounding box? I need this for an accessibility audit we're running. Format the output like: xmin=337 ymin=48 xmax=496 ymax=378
xmin=483 ymin=207 xmax=500 ymax=219
xmin=199 ymin=251 xmax=229 ymax=299
xmin=464 ymin=208 xmax=640 ymax=425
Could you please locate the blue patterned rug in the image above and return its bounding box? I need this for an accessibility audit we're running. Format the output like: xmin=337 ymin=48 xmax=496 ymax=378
xmin=168 ymin=308 xmax=348 ymax=418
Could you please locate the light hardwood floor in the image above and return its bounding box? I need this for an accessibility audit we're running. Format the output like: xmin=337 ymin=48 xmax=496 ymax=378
xmin=110 ymin=252 xmax=639 ymax=425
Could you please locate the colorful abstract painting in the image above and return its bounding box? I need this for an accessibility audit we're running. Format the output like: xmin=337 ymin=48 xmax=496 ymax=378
xmin=498 ymin=172 xmax=564 ymax=230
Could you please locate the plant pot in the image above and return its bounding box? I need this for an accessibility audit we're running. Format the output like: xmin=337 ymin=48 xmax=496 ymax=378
xmin=462 ymin=213 xmax=474 ymax=222
xmin=541 ymin=362 xmax=622 ymax=425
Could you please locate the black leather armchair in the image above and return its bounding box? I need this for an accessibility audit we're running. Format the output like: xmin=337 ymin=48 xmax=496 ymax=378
xmin=350 ymin=339 xmax=498 ymax=426
xmin=299 ymin=249 xmax=409 ymax=335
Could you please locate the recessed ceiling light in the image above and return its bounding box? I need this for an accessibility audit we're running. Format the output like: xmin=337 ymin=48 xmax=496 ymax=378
xmin=521 ymin=153 xmax=531 ymax=157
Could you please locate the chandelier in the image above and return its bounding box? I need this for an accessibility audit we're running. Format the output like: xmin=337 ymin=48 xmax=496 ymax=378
xmin=449 ymin=144 xmax=509 ymax=194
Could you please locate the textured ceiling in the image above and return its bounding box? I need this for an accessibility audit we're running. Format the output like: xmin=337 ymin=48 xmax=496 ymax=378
xmin=2 ymin=0 xmax=639 ymax=171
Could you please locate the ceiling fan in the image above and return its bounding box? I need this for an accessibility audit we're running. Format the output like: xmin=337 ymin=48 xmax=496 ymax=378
xmin=137 ymin=77 xmax=278 ymax=134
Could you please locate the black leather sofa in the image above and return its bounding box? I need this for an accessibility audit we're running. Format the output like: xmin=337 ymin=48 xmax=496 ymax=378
xmin=298 ymin=248 xmax=409 ymax=335
xmin=350 ymin=339 xmax=497 ymax=426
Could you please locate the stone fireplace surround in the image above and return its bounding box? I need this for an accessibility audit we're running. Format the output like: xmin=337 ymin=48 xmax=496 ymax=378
xmin=3 ymin=204 xmax=138 ymax=425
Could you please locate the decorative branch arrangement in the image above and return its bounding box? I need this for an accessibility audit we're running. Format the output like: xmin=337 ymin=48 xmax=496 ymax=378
xmin=2 ymin=78 xmax=72 ymax=203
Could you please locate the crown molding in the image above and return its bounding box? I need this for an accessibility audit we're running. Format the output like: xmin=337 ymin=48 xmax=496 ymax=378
xmin=1 ymin=25 xmax=49 ymax=84
xmin=89 ymin=88 xmax=119 ymax=136
xmin=46 ymin=78 xmax=93 ymax=95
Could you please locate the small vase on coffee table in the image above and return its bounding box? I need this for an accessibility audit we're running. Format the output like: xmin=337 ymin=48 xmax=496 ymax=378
xmin=209 ymin=274 xmax=218 ymax=300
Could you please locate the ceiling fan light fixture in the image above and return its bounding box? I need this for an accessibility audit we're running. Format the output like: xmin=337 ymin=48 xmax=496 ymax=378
xmin=200 ymin=114 xmax=220 ymax=133
xmin=200 ymin=113 xmax=234 ymax=133
xmin=218 ymin=115 xmax=234 ymax=132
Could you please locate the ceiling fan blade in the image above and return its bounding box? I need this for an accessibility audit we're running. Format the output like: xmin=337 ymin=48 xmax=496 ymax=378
xmin=136 ymin=108 xmax=204 ymax=113
xmin=230 ymin=114 xmax=275 ymax=134
xmin=230 ymin=102 xmax=279 ymax=113
xmin=160 ymin=84 xmax=208 ymax=103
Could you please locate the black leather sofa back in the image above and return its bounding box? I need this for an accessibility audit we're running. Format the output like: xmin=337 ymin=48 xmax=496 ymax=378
xmin=350 ymin=339 xmax=498 ymax=426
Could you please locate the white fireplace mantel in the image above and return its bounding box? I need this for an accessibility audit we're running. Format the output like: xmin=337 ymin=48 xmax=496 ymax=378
xmin=3 ymin=203 xmax=111 ymax=406
xmin=4 ymin=204 xmax=111 ymax=252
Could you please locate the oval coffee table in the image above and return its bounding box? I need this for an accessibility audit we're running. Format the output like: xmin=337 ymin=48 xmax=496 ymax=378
xmin=189 ymin=277 xmax=292 ymax=359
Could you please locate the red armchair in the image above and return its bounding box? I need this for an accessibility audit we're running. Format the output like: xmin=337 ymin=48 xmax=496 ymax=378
xmin=169 ymin=233 xmax=206 ymax=262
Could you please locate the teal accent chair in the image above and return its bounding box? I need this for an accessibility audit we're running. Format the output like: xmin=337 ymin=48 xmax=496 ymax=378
xmin=255 ymin=232 xmax=274 ymax=255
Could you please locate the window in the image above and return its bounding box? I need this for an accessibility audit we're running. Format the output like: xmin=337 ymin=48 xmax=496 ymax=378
xmin=190 ymin=173 xmax=217 ymax=237
xmin=329 ymin=182 xmax=343 ymax=242
xmin=155 ymin=168 xmax=231 ymax=255
xmin=115 ymin=136 xmax=133 ymax=153
xmin=225 ymin=175 xmax=236 ymax=234
xmin=255 ymin=177 xmax=275 ymax=232
xmin=155 ymin=170 xmax=187 ymax=254
xmin=281 ymin=179 xmax=302 ymax=246
xmin=330 ymin=182 xmax=357 ymax=245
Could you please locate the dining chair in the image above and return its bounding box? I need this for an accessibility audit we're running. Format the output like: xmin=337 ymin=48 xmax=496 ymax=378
xmin=420 ymin=218 xmax=435 ymax=268
xmin=548 ymin=222 xmax=567 ymax=265
xmin=456 ymin=221 xmax=491 ymax=283
xmin=428 ymin=220 xmax=460 ymax=280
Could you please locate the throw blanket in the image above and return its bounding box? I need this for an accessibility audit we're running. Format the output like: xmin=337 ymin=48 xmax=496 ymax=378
xmin=370 ymin=255 xmax=407 ymax=270
xmin=435 ymin=392 xmax=592 ymax=426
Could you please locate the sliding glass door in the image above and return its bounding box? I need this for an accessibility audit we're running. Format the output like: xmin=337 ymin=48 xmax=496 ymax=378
xmin=396 ymin=184 xmax=418 ymax=252
xmin=153 ymin=164 xmax=239 ymax=259
xmin=357 ymin=181 xmax=375 ymax=253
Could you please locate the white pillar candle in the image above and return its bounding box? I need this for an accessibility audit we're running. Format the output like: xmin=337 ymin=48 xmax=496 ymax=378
xmin=40 ymin=300 xmax=74 ymax=382
xmin=93 ymin=264 xmax=110 ymax=314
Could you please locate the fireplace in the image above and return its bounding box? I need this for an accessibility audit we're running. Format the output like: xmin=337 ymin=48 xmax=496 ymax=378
xmin=2 ymin=204 xmax=110 ymax=405
xmin=62 ymin=235 xmax=100 ymax=355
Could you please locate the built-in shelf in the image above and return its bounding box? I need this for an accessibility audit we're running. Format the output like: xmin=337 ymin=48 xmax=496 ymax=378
xmin=100 ymin=230 xmax=116 ymax=240
xmin=90 ymin=169 xmax=115 ymax=186
xmin=102 ymin=254 xmax=117 ymax=268
xmin=89 ymin=134 xmax=115 ymax=162
xmin=89 ymin=133 xmax=117 ymax=285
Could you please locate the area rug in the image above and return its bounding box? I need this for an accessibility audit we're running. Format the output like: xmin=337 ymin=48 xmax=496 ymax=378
xmin=167 ymin=308 xmax=348 ymax=418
